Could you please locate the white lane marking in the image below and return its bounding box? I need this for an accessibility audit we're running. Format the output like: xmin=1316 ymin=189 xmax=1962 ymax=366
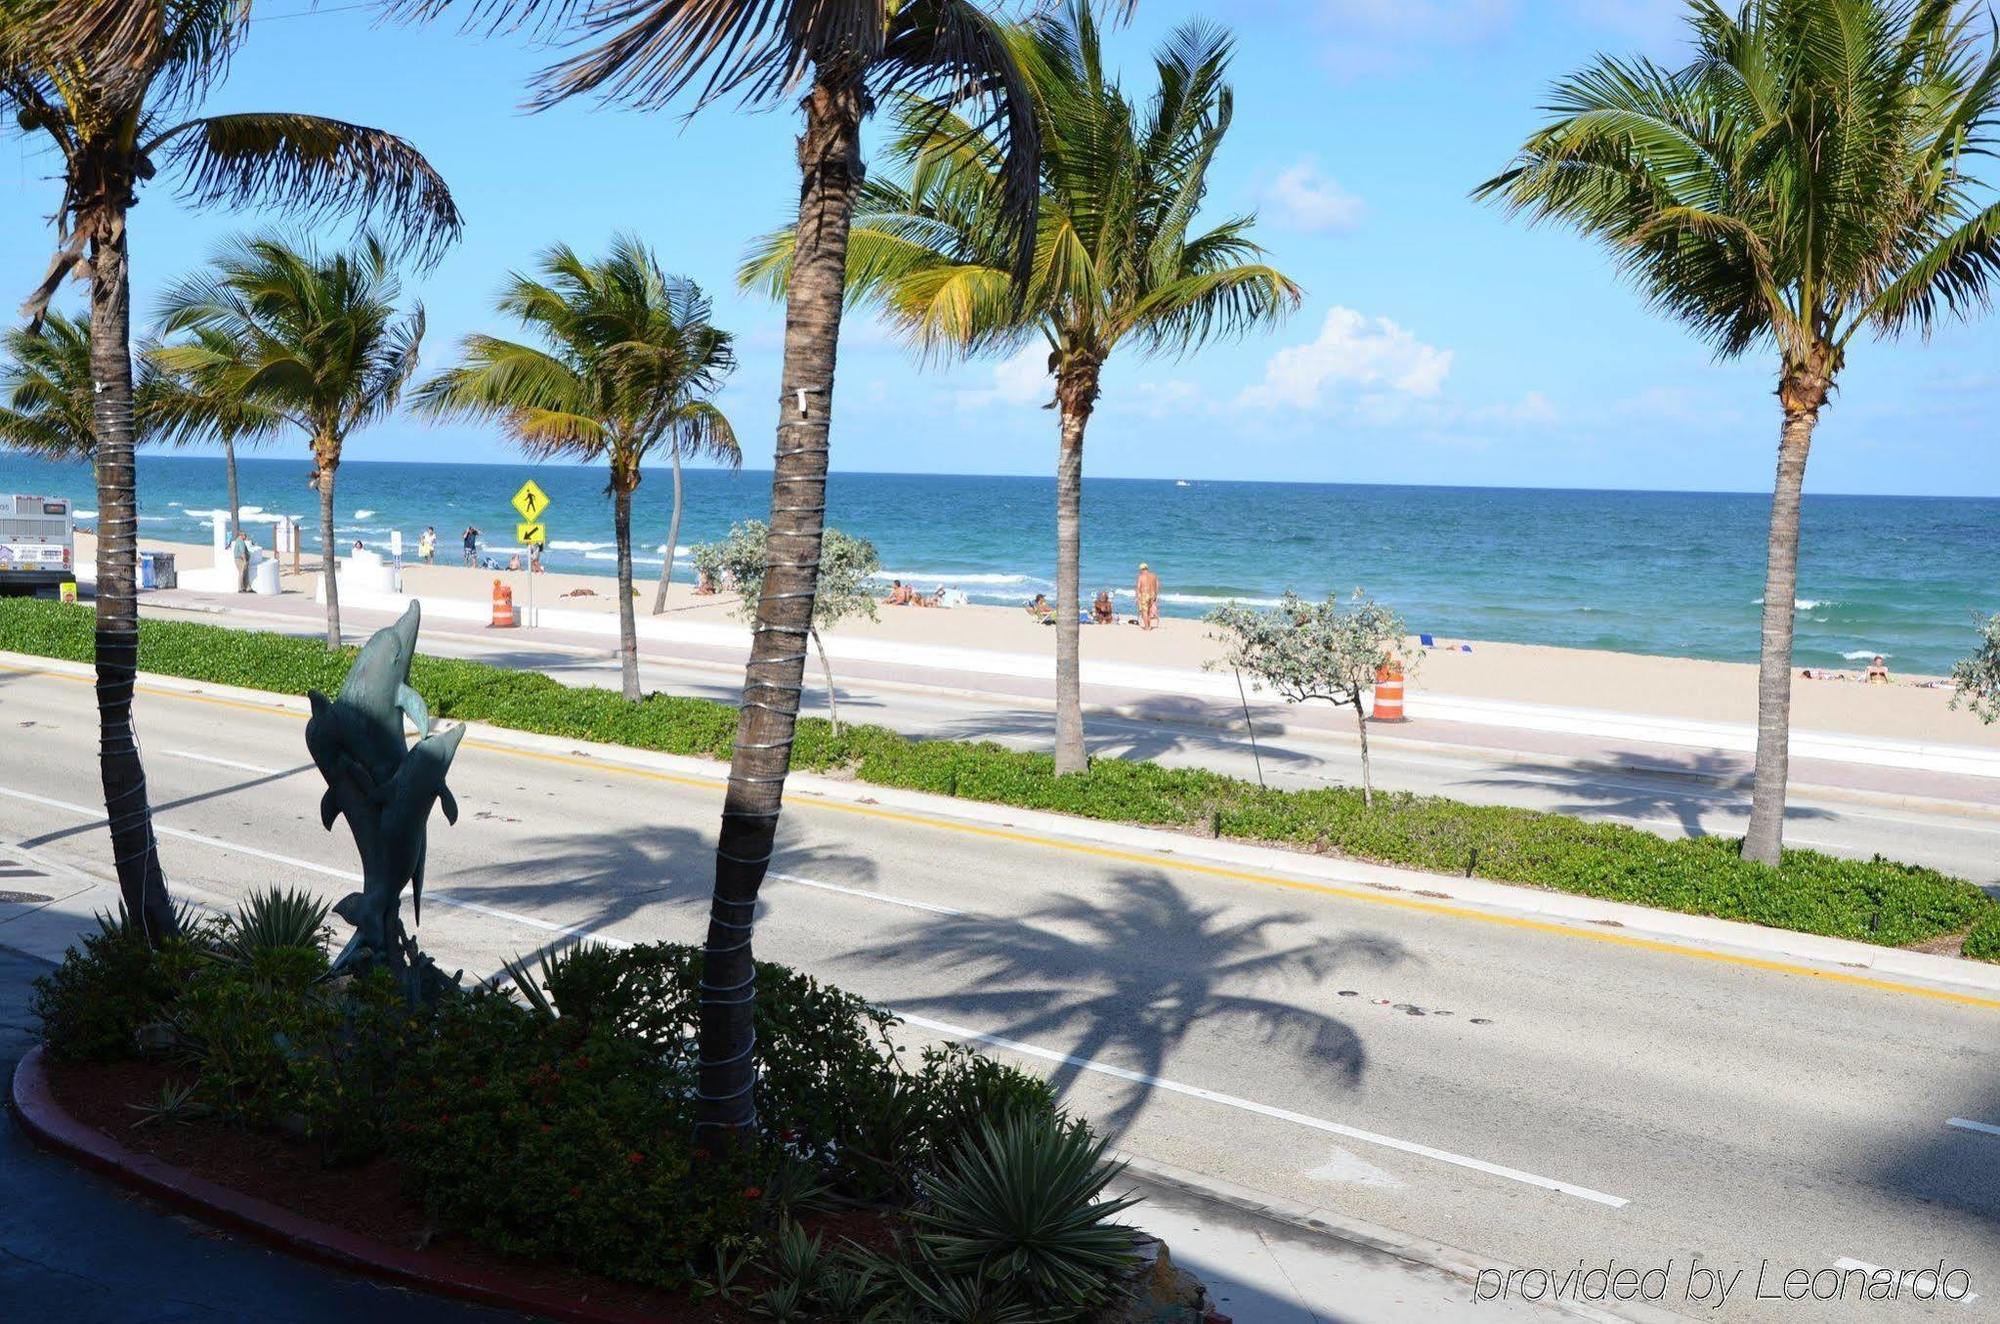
xmin=1833 ymin=1258 xmax=1978 ymax=1304
xmin=163 ymin=749 xmax=281 ymax=775
xmin=428 ymin=893 xmax=633 ymax=948
xmin=1947 ymin=1116 xmax=2000 ymax=1138
xmin=894 ymin=1010 xmax=1630 ymax=1207
xmin=768 ymin=870 xmax=962 ymax=916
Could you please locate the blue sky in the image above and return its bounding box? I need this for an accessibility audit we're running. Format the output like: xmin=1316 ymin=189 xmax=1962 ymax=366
xmin=6 ymin=0 xmax=1998 ymax=494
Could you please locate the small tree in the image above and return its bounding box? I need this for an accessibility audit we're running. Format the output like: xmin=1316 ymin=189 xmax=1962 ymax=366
xmin=1951 ymin=614 xmax=2000 ymax=724
xmin=1207 ymin=591 xmax=1417 ymax=806
xmin=700 ymin=520 xmax=879 ymax=736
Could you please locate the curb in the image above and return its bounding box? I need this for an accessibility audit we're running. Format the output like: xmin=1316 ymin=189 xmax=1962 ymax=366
xmin=7 ymin=649 xmax=2000 ymax=1000
xmin=1111 ymin=1152 xmax=1687 ymax=1324
xmin=7 ymin=1044 xmax=658 ymax=1324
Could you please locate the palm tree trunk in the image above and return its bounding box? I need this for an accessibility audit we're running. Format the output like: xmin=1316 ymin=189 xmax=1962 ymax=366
xmin=697 ymin=73 xmax=865 ymax=1141
xmin=652 ymin=446 xmax=683 ymax=615
xmin=86 ymin=208 xmax=176 ymax=942
xmin=614 ymin=479 xmax=641 ymax=702
xmin=317 ymin=452 xmax=340 ymax=648
xmin=811 ymin=626 xmax=840 ymax=736
xmin=223 ymin=434 xmax=242 ymax=546
xmin=1743 ymin=376 xmax=1825 ymax=866
xmin=1053 ymin=366 xmax=1098 ymax=776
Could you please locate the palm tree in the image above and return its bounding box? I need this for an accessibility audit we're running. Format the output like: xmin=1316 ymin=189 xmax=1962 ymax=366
xmin=0 ymin=312 xmax=140 ymax=457
xmin=392 ymin=0 xmax=1052 ymax=1138
xmin=649 ymin=422 xmax=742 ymax=615
xmin=1478 ymin=0 xmax=2000 ymax=866
xmin=0 ymin=0 xmax=459 ymax=941
xmin=157 ymin=235 xmax=427 ymax=648
xmin=148 ymin=325 xmax=288 ymax=545
xmin=742 ymin=4 xmax=1298 ymax=775
xmin=414 ymin=236 xmax=737 ymax=701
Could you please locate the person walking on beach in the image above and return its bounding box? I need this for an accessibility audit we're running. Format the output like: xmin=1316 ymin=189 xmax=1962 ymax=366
xmin=462 ymin=525 xmax=480 ymax=567
xmin=1136 ymin=563 xmax=1160 ymax=631
xmin=418 ymin=526 xmax=437 ymax=564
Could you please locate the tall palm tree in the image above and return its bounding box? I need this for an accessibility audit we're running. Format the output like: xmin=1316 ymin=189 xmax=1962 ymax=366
xmin=391 ymin=0 xmax=1053 ymax=1138
xmin=148 ymin=325 xmax=287 ymax=545
xmin=414 ymin=236 xmax=737 ymax=700
xmin=743 ymin=4 xmax=1298 ymax=775
xmin=649 ymin=421 xmax=743 ymax=615
xmin=0 ymin=0 xmax=459 ymax=942
xmin=1478 ymin=0 xmax=2000 ymax=866
xmin=157 ymin=235 xmax=427 ymax=648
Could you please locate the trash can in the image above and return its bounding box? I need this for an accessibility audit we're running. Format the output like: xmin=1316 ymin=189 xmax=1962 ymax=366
xmin=153 ymin=551 xmax=176 ymax=589
xmin=137 ymin=551 xmax=156 ymax=589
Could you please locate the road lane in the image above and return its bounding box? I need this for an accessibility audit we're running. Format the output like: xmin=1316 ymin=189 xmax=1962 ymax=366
xmin=133 ymin=597 xmax=2000 ymax=884
xmin=3 ymin=664 xmax=1997 ymax=1321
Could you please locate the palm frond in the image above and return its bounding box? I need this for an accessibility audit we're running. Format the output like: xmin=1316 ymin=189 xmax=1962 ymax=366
xmin=148 ymin=113 xmax=462 ymax=267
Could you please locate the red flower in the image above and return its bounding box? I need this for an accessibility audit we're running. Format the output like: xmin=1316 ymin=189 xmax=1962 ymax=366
xmin=693 ymin=1147 xmax=711 ymax=1162
xmin=567 ymin=1186 xmax=582 ymax=1199
xmin=574 ymin=1055 xmax=590 ymax=1069
xmin=438 ymin=1113 xmax=451 ymax=1125
xmin=626 ymin=1151 xmax=644 ymax=1165
xmin=742 ymin=1186 xmax=763 ymax=1200
xmin=540 ymin=1124 xmax=553 ymax=1134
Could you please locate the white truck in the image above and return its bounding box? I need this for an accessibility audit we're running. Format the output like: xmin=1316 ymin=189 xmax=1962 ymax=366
xmin=0 ymin=493 xmax=76 ymax=595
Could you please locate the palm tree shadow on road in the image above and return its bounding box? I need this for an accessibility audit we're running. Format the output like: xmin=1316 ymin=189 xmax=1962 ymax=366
xmin=1467 ymin=753 xmax=1834 ymax=842
xmin=430 ymin=823 xmax=880 ymax=956
xmin=857 ymin=871 xmax=1406 ymax=1137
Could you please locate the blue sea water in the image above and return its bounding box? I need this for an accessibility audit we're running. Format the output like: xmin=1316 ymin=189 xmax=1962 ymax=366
xmin=3 ymin=451 xmax=1997 ymax=675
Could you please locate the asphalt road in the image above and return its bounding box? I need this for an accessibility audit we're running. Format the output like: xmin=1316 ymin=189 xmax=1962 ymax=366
xmin=141 ymin=593 xmax=2000 ymax=886
xmin=2 ymin=662 xmax=1996 ymax=1322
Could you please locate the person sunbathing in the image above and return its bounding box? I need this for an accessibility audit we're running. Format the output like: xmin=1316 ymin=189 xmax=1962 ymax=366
xmin=1026 ymin=593 xmax=1053 ymax=621
xmin=1092 ymin=589 xmax=1115 ymax=624
xmin=1867 ymin=655 xmax=1890 ymax=684
xmin=885 ymin=579 xmax=913 ymax=605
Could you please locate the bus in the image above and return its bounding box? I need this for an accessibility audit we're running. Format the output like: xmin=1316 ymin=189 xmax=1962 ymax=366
xmin=0 ymin=494 xmax=75 ymax=595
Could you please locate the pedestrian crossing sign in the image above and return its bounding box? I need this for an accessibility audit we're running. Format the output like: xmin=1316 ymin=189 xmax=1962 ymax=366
xmin=511 ymin=480 xmax=551 ymax=521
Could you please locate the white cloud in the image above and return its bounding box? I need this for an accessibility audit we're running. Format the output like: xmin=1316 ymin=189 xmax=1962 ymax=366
xmin=1470 ymin=391 xmax=1556 ymax=425
xmin=958 ymin=343 xmax=1052 ymax=410
xmin=1262 ymin=158 xmax=1364 ymax=232
xmin=1239 ymin=307 xmax=1453 ymax=410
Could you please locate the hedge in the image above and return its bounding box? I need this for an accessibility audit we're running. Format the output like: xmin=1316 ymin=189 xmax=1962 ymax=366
xmin=5 ymin=597 xmax=1995 ymax=957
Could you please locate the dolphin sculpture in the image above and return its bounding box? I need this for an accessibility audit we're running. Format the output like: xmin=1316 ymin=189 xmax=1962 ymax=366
xmin=305 ymin=601 xmax=445 ymax=832
xmin=327 ymin=722 xmax=465 ymax=976
xmin=306 ymin=602 xmax=464 ymax=990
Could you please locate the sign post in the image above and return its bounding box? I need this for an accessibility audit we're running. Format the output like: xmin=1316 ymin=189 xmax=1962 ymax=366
xmin=511 ymin=480 xmax=553 ymax=629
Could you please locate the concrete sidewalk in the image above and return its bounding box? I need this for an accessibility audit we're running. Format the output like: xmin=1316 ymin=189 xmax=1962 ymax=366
xmin=0 ymin=844 xmax=1622 ymax=1324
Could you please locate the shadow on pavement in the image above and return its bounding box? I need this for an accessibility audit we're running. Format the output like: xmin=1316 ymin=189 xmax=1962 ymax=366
xmin=1467 ymin=752 xmax=1834 ymax=840
xmin=858 ymin=871 xmax=1404 ymax=1137
xmin=435 ymin=822 xmax=880 ymax=954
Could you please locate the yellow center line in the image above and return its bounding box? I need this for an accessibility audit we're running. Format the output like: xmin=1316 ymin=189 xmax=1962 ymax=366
xmin=12 ymin=658 xmax=2000 ymax=1012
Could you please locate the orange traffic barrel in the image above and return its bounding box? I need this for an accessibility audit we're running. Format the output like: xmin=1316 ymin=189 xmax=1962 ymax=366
xmin=1371 ymin=663 xmax=1407 ymax=722
xmin=489 ymin=579 xmax=518 ymax=628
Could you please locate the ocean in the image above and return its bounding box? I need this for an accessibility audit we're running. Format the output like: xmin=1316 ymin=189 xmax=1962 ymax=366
xmin=3 ymin=451 xmax=1996 ymax=675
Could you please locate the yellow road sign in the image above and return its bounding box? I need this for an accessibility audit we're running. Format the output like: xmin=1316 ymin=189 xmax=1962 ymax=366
xmin=516 ymin=521 xmax=547 ymax=547
xmin=511 ymin=479 xmax=551 ymax=521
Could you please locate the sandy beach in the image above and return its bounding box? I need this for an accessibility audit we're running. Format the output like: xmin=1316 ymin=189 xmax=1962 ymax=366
xmin=78 ymin=532 xmax=2000 ymax=752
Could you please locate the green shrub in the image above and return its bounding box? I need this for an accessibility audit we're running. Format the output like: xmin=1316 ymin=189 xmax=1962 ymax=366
xmin=6 ymin=595 xmax=1994 ymax=953
xmin=1964 ymin=908 xmax=2000 ymax=962
xmin=211 ymin=886 xmax=331 ymax=968
xmin=173 ymin=959 xmax=409 ymax=1160
xmin=31 ymin=909 xmax=214 ymax=1062
xmin=383 ymin=989 xmax=757 ymax=1287
xmin=911 ymin=1111 xmax=1139 ymax=1315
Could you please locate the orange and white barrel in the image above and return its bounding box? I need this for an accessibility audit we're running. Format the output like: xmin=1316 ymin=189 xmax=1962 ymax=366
xmin=489 ymin=579 xmax=518 ymax=628
xmin=1371 ymin=663 xmax=1407 ymax=722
